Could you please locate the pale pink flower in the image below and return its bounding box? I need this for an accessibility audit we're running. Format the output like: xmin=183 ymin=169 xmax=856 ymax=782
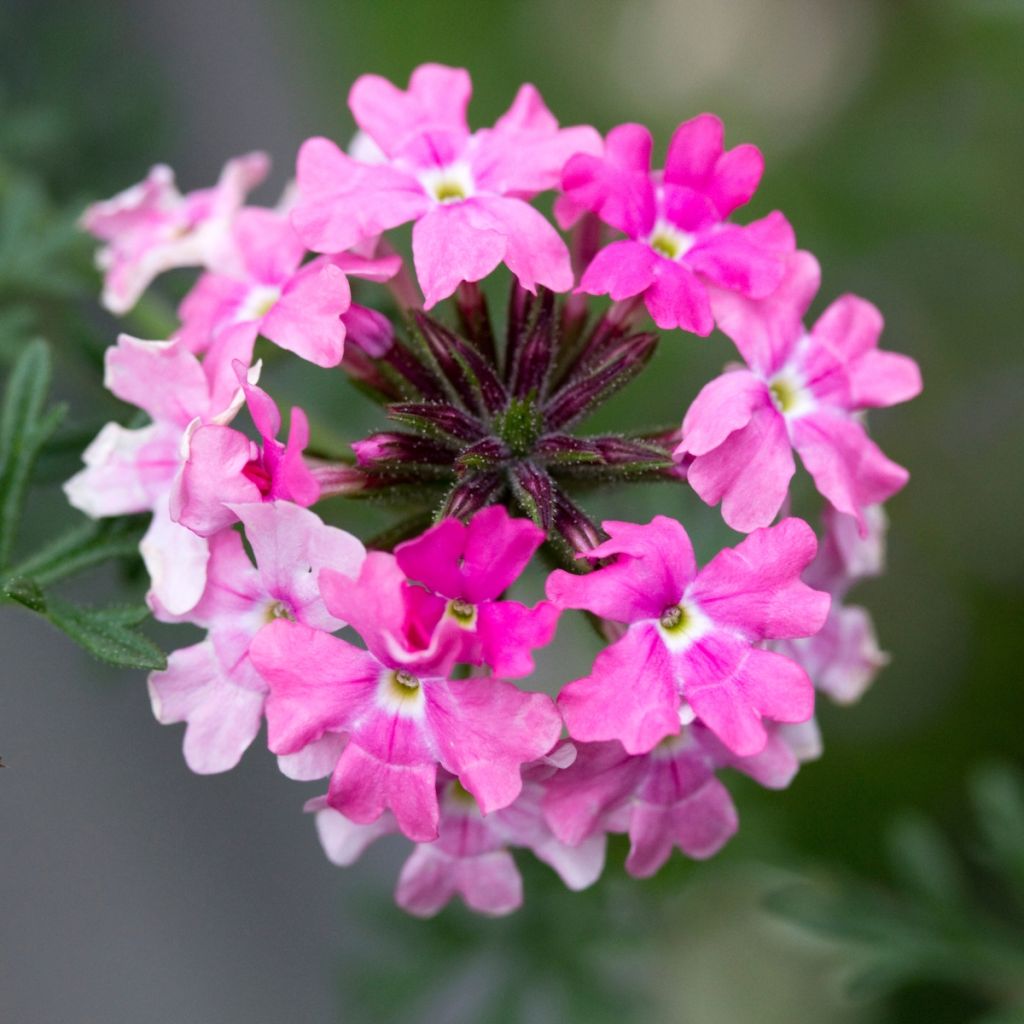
xmin=547 ymin=515 xmax=829 ymax=757
xmin=81 ymin=153 xmax=268 ymax=314
xmin=171 ymin=362 xmax=319 ymax=537
xmin=291 ymin=63 xmax=601 ymax=307
xmin=309 ymin=750 xmax=604 ymax=916
xmin=177 ymin=207 xmax=401 ymax=367
xmin=148 ymin=502 xmax=365 ymax=773
xmin=675 ymin=252 xmax=922 ymax=532
xmin=395 ymin=505 xmax=559 ymax=678
xmin=808 ymin=503 xmax=888 ymax=591
xmin=558 ymin=117 xmax=793 ymax=335
xmin=249 ymin=550 xmax=563 ymax=841
xmin=543 ymin=727 xmax=798 ymax=876
xmin=64 ymin=333 xmax=252 ymax=615
xmin=776 ymin=505 xmax=890 ymax=705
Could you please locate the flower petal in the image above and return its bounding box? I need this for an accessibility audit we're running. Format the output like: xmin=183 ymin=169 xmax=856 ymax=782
xmin=558 ymin=625 xmax=680 ymax=755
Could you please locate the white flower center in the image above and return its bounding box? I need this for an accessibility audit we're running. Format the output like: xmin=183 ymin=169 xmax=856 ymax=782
xmin=768 ymin=367 xmax=815 ymax=418
xmin=238 ymin=283 xmax=281 ymax=323
xmin=647 ymin=220 xmax=695 ymax=261
xmin=377 ymin=668 xmax=426 ymax=717
xmin=655 ymin=600 xmax=712 ymax=652
xmin=419 ymin=162 xmax=475 ymax=205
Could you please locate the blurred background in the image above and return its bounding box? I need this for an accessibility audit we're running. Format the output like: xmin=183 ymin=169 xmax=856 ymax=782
xmin=1 ymin=0 xmax=1022 ymax=1021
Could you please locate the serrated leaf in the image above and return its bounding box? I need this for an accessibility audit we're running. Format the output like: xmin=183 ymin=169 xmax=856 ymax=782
xmin=2 ymin=575 xmax=46 ymax=612
xmin=0 ymin=338 xmax=66 ymax=566
xmin=45 ymin=597 xmax=166 ymax=670
xmin=6 ymin=517 xmax=144 ymax=586
xmin=84 ymin=603 xmax=151 ymax=626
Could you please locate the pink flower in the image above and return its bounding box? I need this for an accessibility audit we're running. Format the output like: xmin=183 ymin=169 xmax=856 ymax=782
xmin=775 ymin=506 xmax=890 ymax=705
xmin=171 ymin=362 xmax=319 ymax=537
xmin=675 ymin=252 xmax=923 ymax=532
xmin=248 ymin=550 xmax=563 ymax=841
xmin=148 ymin=502 xmax=365 ymax=772
xmin=309 ymin=750 xmax=604 ymax=916
xmin=780 ymin=604 xmax=889 ymax=707
xmin=64 ymin=333 xmax=252 ymax=614
xmin=807 ymin=503 xmax=888 ymax=592
xmin=81 ymin=153 xmax=268 ymax=314
xmin=291 ymin=63 xmax=601 ymax=307
xmin=547 ymin=515 xmax=829 ymax=756
xmin=558 ymin=117 xmax=794 ymax=335
xmin=177 ymin=207 xmax=401 ymax=367
xmin=543 ymin=727 xmax=798 ymax=877
xmin=395 ymin=505 xmax=559 ymax=678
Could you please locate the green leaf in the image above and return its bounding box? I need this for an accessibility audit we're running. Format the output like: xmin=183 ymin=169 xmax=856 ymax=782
xmin=45 ymin=597 xmax=166 ymax=670
xmin=0 ymin=338 xmax=66 ymax=566
xmin=6 ymin=517 xmax=144 ymax=586
xmin=1 ymin=575 xmax=46 ymax=612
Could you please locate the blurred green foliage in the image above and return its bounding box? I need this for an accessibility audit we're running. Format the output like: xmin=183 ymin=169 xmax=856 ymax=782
xmin=769 ymin=765 xmax=1024 ymax=1022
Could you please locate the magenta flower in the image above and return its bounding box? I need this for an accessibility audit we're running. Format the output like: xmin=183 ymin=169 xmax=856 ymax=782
xmin=177 ymin=207 xmax=401 ymax=367
xmin=547 ymin=515 xmax=829 ymax=756
xmin=171 ymin=362 xmax=319 ymax=537
xmin=676 ymin=251 xmax=923 ymax=532
xmin=148 ymin=501 xmax=365 ymax=773
xmin=543 ymin=727 xmax=798 ymax=877
xmin=558 ymin=117 xmax=794 ymax=335
xmin=64 ymin=333 xmax=253 ymax=614
xmin=81 ymin=153 xmax=268 ymax=314
xmin=249 ymin=550 xmax=563 ymax=841
xmin=395 ymin=505 xmax=560 ymax=678
xmin=291 ymin=63 xmax=601 ymax=307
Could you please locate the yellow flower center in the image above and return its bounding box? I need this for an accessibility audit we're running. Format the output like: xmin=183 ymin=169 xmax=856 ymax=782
xmin=433 ymin=179 xmax=467 ymax=203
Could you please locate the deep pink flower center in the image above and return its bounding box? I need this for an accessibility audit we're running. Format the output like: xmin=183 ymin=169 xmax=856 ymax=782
xmin=242 ymin=459 xmax=273 ymax=496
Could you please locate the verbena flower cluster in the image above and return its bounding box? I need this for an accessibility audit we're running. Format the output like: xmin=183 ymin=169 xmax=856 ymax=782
xmin=68 ymin=64 xmax=921 ymax=917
